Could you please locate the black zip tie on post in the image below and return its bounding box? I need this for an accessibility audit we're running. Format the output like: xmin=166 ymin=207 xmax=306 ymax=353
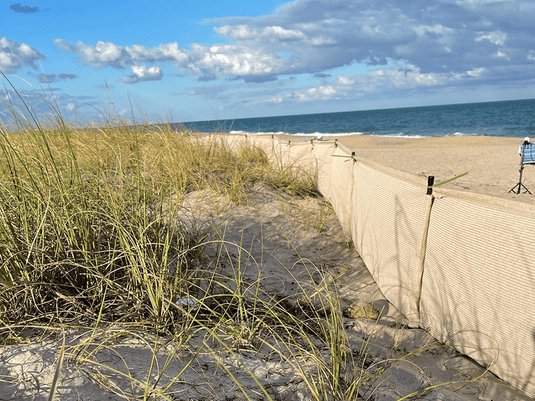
xmin=427 ymin=172 xmax=469 ymax=194
xmin=427 ymin=176 xmax=434 ymax=195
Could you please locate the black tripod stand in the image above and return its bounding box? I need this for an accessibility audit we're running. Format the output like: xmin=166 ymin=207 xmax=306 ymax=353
xmin=509 ymin=144 xmax=533 ymax=195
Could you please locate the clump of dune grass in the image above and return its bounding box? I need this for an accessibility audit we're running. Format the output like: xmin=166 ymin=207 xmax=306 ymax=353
xmin=0 ymin=102 xmax=361 ymax=398
xmin=0 ymin=75 xmax=319 ymax=337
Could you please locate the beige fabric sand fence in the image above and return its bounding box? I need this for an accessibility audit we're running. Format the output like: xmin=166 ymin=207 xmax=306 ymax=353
xmin=228 ymin=134 xmax=535 ymax=397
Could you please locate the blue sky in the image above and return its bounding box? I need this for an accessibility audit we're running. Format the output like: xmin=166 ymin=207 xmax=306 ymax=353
xmin=2 ymin=0 xmax=535 ymax=124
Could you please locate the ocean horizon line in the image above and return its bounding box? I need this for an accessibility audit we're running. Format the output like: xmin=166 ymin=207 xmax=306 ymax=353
xmin=176 ymin=98 xmax=535 ymax=139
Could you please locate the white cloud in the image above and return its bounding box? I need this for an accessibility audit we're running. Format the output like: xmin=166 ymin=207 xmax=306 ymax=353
xmin=296 ymin=85 xmax=337 ymax=101
xmin=67 ymin=103 xmax=75 ymax=111
xmin=210 ymin=0 xmax=535 ymax=79
xmin=494 ymin=50 xmax=510 ymax=60
xmin=0 ymin=37 xmax=45 ymax=73
xmin=363 ymin=66 xmax=446 ymax=89
xmin=475 ymin=31 xmax=507 ymax=45
xmin=120 ymin=65 xmax=163 ymax=84
xmin=54 ymin=39 xmax=189 ymax=69
xmin=55 ymin=40 xmax=128 ymax=68
xmin=337 ymin=76 xmax=355 ymax=86
xmin=264 ymin=26 xmax=305 ymax=40
xmin=188 ymin=43 xmax=283 ymax=78
xmin=215 ymin=25 xmax=251 ymax=40
xmin=215 ymin=25 xmax=305 ymax=41
xmin=466 ymin=67 xmax=487 ymax=77
xmin=55 ymin=38 xmax=284 ymax=81
xmin=411 ymin=24 xmax=455 ymax=38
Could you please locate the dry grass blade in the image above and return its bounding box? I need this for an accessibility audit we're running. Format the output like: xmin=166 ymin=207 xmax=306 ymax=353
xmin=47 ymin=330 xmax=66 ymax=401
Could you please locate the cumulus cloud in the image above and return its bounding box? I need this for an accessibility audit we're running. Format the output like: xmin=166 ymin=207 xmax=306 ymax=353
xmin=0 ymin=37 xmax=45 ymax=73
xmin=55 ymin=38 xmax=286 ymax=82
xmin=120 ymin=65 xmax=163 ymax=84
xmin=54 ymin=39 xmax=188 ymax=69
xmin=222 ymin=0 xmax=535 ymax=77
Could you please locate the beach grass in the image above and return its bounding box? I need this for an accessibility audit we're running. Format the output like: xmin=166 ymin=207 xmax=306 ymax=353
xmin=0 ymin=121 xmax=367 ymax=398
xmin=0 ymin=83 xmax=358 ymax=399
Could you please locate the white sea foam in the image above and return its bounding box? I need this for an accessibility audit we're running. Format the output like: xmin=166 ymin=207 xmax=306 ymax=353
xmin=229 ymin=130 xmax=288 ymax=135
xmin=292 ymin=132 xmax=366 ymax=137
xmin=449 ymin=132 xmax=481 ymax=136
xmin=371 ymin=133 xmax=425 ymax=138
xmin=228 ymin=130 xmax=367 ymax=137
xmin=227 ymin=129 xmax=476 ymax=139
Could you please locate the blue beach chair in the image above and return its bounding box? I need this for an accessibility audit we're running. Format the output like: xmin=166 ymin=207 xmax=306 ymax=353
xmin=509 ymin=137 xmax=535 ymax=194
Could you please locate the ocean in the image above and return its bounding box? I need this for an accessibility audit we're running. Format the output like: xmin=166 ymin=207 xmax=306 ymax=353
xmin=178 ymin=98 xmax=535 ymax=139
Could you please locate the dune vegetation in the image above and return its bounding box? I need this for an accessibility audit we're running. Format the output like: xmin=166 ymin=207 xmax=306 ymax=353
xmin=0 ymin=80 xmax=388 ymax=400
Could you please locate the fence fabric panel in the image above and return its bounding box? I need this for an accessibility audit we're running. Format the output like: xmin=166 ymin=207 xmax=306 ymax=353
xmin=286 ymin=142 xmax=316 ymax=170
xmin=311 ymin=142 xmax=337 ymax=198
xmin=420 ymin=191 xmax=535 ymax=395
xmin=323 ymin=147 xmax=354 ymax=234
xmin=351 ymin=161 xmax=431 ymax=325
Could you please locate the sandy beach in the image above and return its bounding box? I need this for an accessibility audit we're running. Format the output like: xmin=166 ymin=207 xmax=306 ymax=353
xmin=275 ymin=134 xmax=535 ymax=205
